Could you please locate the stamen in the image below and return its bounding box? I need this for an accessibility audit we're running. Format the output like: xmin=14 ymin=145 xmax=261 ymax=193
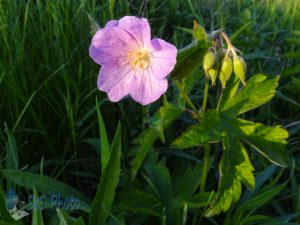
xmin=127 ymin=49 xmax=151 ymax=70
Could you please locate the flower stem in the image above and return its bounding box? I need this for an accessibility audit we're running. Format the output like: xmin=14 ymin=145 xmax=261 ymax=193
xmin=217 ymin=89 xmax=224 ymax=111
xmin=174 ymin=80 xmax=198 ymax=113
xmin=200 ymin=144 xmax=210 ymax=192
xmin=201 ymin=78 xmax=209 ymax=115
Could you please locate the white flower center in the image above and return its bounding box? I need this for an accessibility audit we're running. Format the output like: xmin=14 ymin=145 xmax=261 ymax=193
xmin=127 ymin=50 xmax=151 ymax=70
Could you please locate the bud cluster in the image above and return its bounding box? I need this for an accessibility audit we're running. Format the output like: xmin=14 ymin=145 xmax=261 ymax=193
xmin=202 ymin=32 xmax=247 ymax=88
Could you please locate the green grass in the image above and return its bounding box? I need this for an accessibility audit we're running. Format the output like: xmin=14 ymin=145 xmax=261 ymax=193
xmin=0 ymin=0 xmax=300 ymax=224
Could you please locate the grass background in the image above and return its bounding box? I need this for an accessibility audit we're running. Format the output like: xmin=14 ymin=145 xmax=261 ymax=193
xmin=0 ymin=0 xmax=300 ymax=223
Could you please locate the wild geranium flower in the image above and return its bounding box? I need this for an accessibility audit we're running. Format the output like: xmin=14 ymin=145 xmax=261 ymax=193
xmin=89 ymin=16 xmax=177 ymax=105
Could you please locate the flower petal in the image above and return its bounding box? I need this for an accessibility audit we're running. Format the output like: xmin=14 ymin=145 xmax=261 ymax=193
xmin=130 ymin=69 xmax=168 ymax=105
xmin=118 ymin=16 xmax=151 ymax=48
xmin=105 ymin=20 xmax=118 ymax=27
xmin=98 ymin=65 xmax=135 ymax=102
xmin=89 ymin=26 xmax=138 ymax=67
xmin=149 ymin=38 xmax=177 ymax=80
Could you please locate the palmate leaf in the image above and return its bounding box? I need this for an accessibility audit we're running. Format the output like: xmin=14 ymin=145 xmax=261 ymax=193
xmin=130 ymin=99 xmax=183 ymax=180
xmin=151 ymin=96 xmax=184 ymax=143
xmin=171 ymin=110 xmax=224 ymax=148
xmin=224 ymin=117 xmax=288 ymax=167
xmin=220 ymin=74 xmax=279 ymax=115
xmin=172 ymin=110 xmax=288 ymax=166
xmin=172 ymin=108 xmax=288 ymax=215
xmin=205 ymin=135 xmax=255 ymax=217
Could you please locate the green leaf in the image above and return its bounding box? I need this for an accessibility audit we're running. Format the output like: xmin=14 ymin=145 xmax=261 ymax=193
xmin=145 ymin=163 xmax=173 ymax=210
xmin=131 ymin=100 xmax=182 ymax=180
xmin=86 ymin=12 xmax=100 ymax=35
xmin=223 ymin=117 xmax=288 ymax=167
xmin=205 ymin=136 xmax=255 ymax=217
xmin=0 ymin=186 xmax=18 ymax=223
xmin=186 ymin=192 xmax=214 ymax=209
xmin=0 ymin=170 xmax=90 ymax=212
xmin=0 ymin=222 xmax=20 ymax=225
xmin=171 ymin=40 xmax=208 ymax=80
xmin=130 ymin=128 xmax=158 ymax=180
xmin=96 ymin=98 xmax=110 ymax=172
xmin=118 ymin=189 xmax=161 ymax=217
xmin=193 ymin=22 xmax=208 ymax=43
xmin=172 ymin=110 xmax=224 ymax=148
xmin=282 ymin=64 xmax=300 ymax=77
xmin=230 ymin=21 xmax=253 ymax=43
xmin=151 ymin=97 xmax=184 ymax=143
xmin=56 ymin=209 xmax=85 ymax=225
xmin=89 ymin=123 xmax=122 ymax=225
xmin=220 ymin=74 xmax=279 ymax=115
xmin=217 ymin=73 xmax=240 ymax=110
xmin=56 ymin=209 xmax=71 ymax=225
xmin=173 ymin=165 xmax=202 ymax=203
xmin=31 ymin=187 xmax=44 ymax=225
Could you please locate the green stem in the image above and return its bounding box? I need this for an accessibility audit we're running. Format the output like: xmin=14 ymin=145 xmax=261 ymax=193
xmin=217 ymin=89 xmax=224 ymax=111
xmin=201 ymin=79 xmax=209 ymax=115
xmin=200 ymin=144 xmax=210 ymax=192
xmin=142 ymin=105 xmax=149 ymax=131
xmin=174 ymin=80 xmax=198 ymax=113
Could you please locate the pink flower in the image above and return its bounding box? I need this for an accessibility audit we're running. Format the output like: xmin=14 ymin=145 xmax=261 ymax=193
xmin=89 ymin=16 xmax=177 ymax=105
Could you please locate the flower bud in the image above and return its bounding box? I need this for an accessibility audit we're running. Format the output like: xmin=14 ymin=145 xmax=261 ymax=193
xmin=233 ymin=55 xmax=246 ymax=85
xmin=220 ymin=56 xmax=233 ymax=88
xmin=208 ymin=69 xmax=218 ymax=86
xmin=203 ymin=51 xmax=217 ymax=77
xmin=193 ymin=20 xmax=208 ymax=43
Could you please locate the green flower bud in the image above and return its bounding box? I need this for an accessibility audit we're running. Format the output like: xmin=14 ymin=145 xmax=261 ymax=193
xmin=208 ymin=69 xmax=218 ymax=86
xmin=193 ymin=20 xmax=208 ymax=43
xmin=233 ymin=55 xmax=246 ymax=85
xmin=203 ymin=51 xmax=217 ymax=76
xmin=219 ymin=56 xmax=233 ymax=88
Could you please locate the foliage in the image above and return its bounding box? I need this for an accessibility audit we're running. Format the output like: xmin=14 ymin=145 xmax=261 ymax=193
xmin=1 ymin=0 xmax=300 ymax=225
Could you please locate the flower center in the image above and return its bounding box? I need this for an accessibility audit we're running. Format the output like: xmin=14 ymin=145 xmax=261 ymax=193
xmin=127 ymin=50 xmax=151 ymax=70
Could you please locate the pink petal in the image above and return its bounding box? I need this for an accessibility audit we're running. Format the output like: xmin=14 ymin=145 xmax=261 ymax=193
xmin=149 ymin=38 xmax=177 ymax=80
xmin=105 ymin=20 xmax=118 ymax=27
xmin=130 ymin=69 xmax=168 ymax=105
xmin=89 ymin=27 xmax=138 ymax=67
xmin=118 ymin=16 xmax=151 ymax=48
xmin=98 ymin=65 xmax=134 ymax=102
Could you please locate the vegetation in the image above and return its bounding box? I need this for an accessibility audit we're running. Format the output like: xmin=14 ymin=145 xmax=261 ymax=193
xmin=0 ymin=0 xmax=299 ymax=224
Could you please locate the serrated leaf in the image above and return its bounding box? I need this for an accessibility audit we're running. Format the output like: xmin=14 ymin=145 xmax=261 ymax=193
xmin=173 ymin=165 xmax=202 ymax=202
xmin=217 ymin=73 xmax=240 ymax=110
xmin=220 ymin=74 xmax=279 ymax=115
xmin=171 ymin=40 xmax=209 ymax=80
xmin=118 ymin=189 xmax=161 ymax=217
xmin=88 ymin=123 xmax=122 ymax=225
xmin=144 ymin=163 xmax=173 ymax=210
xmin=186 ymin=192 xmax=214 ymax=209
xmin=172 ymin=110 xmax=224 ymax=148
xmin=205 ymin=136 xmax=255 ymax=217
xmin=151 ymin=97 xmax=184 ymax=143
xmin=131 ymin=101 xmax=182 ymax=180
xmin=223 ymin=117 xmax=288 ymax=167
